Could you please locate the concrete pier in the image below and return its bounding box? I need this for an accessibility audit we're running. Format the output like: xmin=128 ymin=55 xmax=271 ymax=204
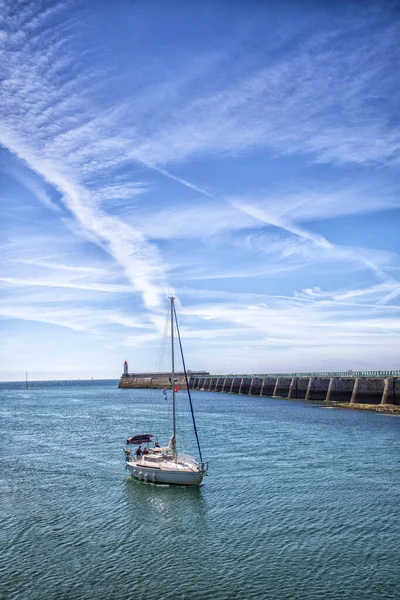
xmin=381 ymin=377 xmax=398 ymax=405
xmin=274 ymin=377 xmax=292 ymax=398
xmin=261 ymin=377 xmax=276 ymax=397
xmin=289 ymin=377 xmax=309 ymax=400
xmin=118 ymin=371 xmax=209 ymax=389
xmin=306 ymin=378 xmax=330 ymax=401
xmin=251 ymin=377 xmax=263 ymax=395
xmin=192 ymin=372 xmax=400 ymax=406
xmin=119 ymin=369 xmax=399 ymax=407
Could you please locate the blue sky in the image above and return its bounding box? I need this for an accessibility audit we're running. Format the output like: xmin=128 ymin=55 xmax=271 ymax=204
xmin=1 ymin=0 xmax=399 ymax=380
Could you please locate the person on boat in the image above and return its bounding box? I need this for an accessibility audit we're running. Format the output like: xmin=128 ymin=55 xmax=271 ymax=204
xmin=135 ymin=446 xmax=142 ymax=459
xmin=124 ymin=449 xmax=131 ymax=462
xmin=154 ymin=441 xmax=160 ymax=448
xmin=143 ymin=448 xmax=149 ymax=455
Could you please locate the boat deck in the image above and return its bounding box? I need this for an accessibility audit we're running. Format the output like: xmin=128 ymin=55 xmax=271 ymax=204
xmin=130 ymin=453 xmax=200 ymax=473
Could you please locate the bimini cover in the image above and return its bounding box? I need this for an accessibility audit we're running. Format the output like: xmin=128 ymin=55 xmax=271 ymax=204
xmin=126 ymin=434 xmax=154 ymax=445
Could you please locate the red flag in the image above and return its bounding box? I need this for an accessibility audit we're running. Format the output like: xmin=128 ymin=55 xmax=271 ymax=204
xmin=174 ymin=385 xmax=179 ymax=393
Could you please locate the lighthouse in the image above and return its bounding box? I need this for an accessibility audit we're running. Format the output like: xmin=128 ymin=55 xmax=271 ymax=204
xmin=123 ymin=360 xmax=128 ymax=376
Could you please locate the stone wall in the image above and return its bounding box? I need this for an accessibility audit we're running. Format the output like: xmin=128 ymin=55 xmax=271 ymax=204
xmin=119 ymin=372 xmax=399 ymax=405
xmin=189 ymin=375 xmax=399 ymax=405
xmin=119 ymin=373 xmax=188 ymax=389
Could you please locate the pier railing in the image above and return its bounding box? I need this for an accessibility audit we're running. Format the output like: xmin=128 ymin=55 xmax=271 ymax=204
xmin=203 ymin=370 xmax=400 ymax=379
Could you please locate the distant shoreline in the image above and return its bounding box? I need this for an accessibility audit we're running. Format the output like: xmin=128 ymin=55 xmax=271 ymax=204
xmin=0 ymin=378 xmax=119 ymax=384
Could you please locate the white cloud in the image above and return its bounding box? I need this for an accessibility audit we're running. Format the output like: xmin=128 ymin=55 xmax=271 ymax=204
xmin=15 ymin=258 xmax=105 ymax=274
xmin=1 ymin=1 xmax=399 ymax=376
xmin=233 ymin=199 xmax=400 ymax=285
xmin=0 ymin=132 xmax=167 ymax=308
xmin=0 ymin=301 xmax=150 ymax=333
xmin=136 ymin=201 xmax=259 ymax=240
xmin=0 ymin=5 xmax=168 ymax=311
xmin=0 ymin=276 xmax=132 ymax=294
xmin=121 ymin=16 xmax=400 ymax=168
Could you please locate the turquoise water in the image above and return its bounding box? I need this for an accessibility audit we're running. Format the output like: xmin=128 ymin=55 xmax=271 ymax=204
xmin=1 ymin=380 xmax=399 ymax=600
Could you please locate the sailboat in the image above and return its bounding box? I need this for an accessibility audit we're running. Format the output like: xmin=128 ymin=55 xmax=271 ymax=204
xmin=124 ymin=296 xmax=208 ymax=486
xmin=24 ymin=371 xmax=29 ymax=388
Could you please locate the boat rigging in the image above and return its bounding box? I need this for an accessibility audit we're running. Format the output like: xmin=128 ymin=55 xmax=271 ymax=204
xmin=124 ymin=296 xmax=208 ymax=486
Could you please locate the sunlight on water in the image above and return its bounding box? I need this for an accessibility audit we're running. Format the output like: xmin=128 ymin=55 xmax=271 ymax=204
xmin=1 ymin=380 xmax=399 ymax=600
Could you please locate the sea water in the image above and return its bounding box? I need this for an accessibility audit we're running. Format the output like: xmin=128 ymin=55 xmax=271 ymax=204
xmin=1 ymin=380 xmax=399 ymax=600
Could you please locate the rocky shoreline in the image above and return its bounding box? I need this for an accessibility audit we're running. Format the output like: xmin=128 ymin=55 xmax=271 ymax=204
xmin=334 ymin=402 xmax=400 ymax=414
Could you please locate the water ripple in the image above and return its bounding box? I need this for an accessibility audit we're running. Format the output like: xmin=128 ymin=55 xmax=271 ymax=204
xmin=1 ymin=382 xmax=399 ymax=600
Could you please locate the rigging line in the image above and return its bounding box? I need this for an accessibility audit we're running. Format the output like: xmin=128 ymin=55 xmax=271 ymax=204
xmin=172 ymin=302 xmax=203 ymax=463
xmin=153 ymin=311 xmax=170 ymax=440
xmin=155 ymin=311 xmax=169 ymax=373
xmin=155 ymin=316 xmax=164 ymax=373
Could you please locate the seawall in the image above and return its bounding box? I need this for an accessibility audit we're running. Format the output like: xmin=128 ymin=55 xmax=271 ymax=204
xmin=118 ymin=371 xmax=399 ymax=407
xmin=190 ymin=374 xmax=399 ymax=406
xmin=118 ymin=371 xmax=209 ymax=389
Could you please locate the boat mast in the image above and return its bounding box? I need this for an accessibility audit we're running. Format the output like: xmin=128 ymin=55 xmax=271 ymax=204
xmin=172 ymin=302 xmax=203 ymax=463
xmin=171 ymin=296 xmax=177 ymax=459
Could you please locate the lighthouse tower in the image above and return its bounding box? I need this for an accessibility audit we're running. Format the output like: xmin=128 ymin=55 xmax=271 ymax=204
xmin=123 ymin=360 xmax=129 ymax=376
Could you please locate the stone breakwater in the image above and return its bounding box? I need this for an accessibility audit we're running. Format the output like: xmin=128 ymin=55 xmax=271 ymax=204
xmin=118 ymin=372 xmax=209 ymax=389
xmin=190 ymin=375 xmax=399 ymax=407
xmin=118 ymin=372 xmax=399 ymax=409
xmin=119 ymin=373 xmax=398 ymax=404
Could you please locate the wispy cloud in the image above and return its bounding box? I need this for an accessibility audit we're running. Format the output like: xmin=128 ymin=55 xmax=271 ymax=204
xmin=15 ymin=258 xmax=104 ymax=274
xmin=1 ymin=1 xmax=399 ymax=377
xmin=296 ymin=282 xmax=400 ymax=306
xmin=0 ymin=276 xmax=132 ymax=294
xmin=122 ymin=13 xmax=400 ymax=169
xmin=0 ymin=2 xmax=168 ymax=310
xmin=179 ymin=294 xmax=400 ymax=347
xmin=0 ymin=302 xmax=150 ymax=333
xmin=233 ymin=198 xmax=400 ymax=286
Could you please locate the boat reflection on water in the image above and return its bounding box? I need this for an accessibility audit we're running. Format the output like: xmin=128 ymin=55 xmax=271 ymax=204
xmin=123 ymin=474 xmax=208 ymax=529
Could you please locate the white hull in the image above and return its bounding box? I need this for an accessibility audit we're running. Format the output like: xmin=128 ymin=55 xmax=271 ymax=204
xmin=126 ymin=456 xmax=205 ymax=486
xmin=125 ymin=296 xmax=207 ymax=487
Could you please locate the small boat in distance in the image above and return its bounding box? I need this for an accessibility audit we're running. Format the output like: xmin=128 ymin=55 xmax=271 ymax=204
xmin=24 ymin=371 xmax=29 ymax=388
xmin=124 ymin=296 xmax=208 ymax=486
